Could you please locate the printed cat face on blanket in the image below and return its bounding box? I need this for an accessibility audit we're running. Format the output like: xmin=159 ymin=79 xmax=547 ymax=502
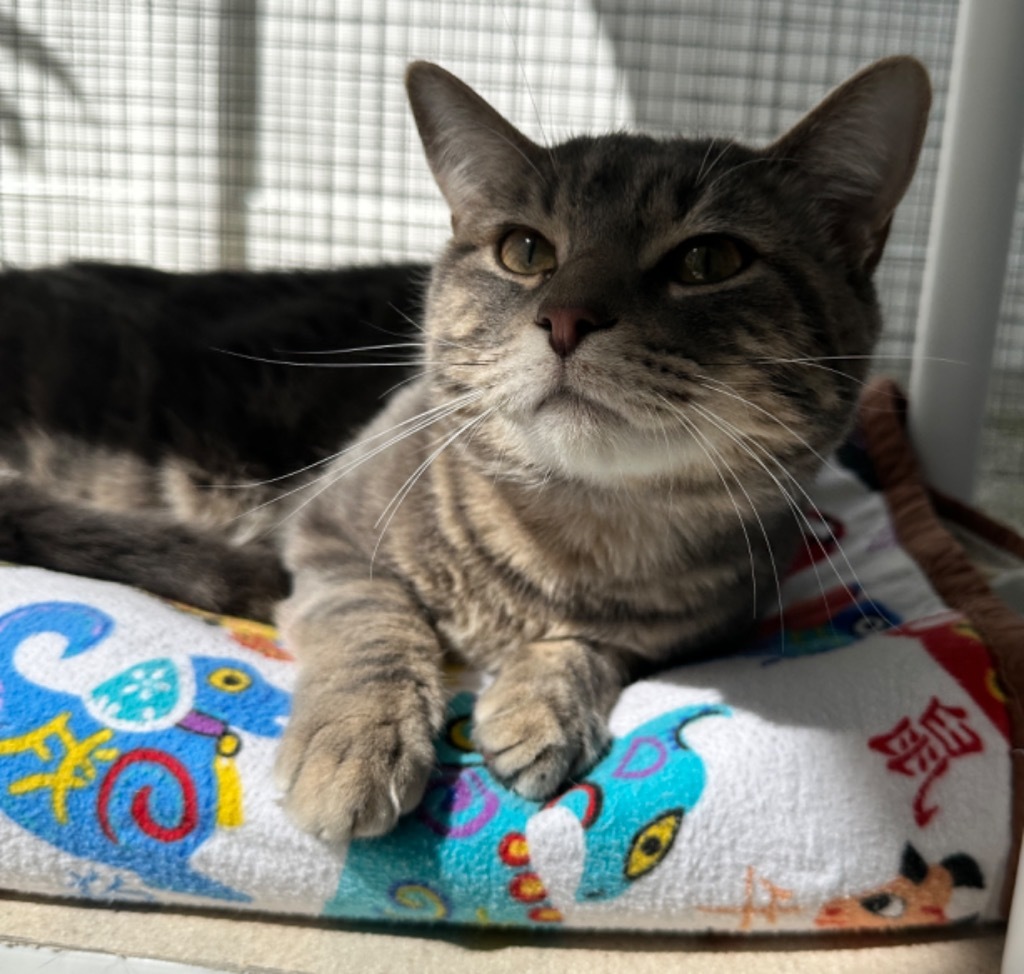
xmin=327 ymin=692 xmax=728 ymax=925
xmin=816 ymin=843 xmax=984 ymax=928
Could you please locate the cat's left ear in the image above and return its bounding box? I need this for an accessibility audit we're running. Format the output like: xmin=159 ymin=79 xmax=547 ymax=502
xmin=769 ymin=56 xmax=931 ymax=271
xmin=405 ymin=61 xmax=545 ymax=227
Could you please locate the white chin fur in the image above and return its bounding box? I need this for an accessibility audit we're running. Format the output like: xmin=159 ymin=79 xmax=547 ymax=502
xmin=521 ymin=411 xmax=703 ymax=484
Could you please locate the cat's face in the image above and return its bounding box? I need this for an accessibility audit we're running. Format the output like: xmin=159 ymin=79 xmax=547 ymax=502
xmin=407 ymin=60 xmax=931 ymax=488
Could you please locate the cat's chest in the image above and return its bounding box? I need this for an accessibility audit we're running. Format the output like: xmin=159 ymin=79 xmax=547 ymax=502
xmin=382 ymin=447 xmax=758 ymax=665
xmin=407 ymin=516 xmax=721 ymax=668
xmin=423 ymin=557 xmax=732 ymax=669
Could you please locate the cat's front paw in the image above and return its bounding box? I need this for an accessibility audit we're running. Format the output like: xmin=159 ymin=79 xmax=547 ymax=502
xmin=275 ymin=689 xmax=435 ymax=843
xmin=472 ymin=679 xmax=611 ymax=801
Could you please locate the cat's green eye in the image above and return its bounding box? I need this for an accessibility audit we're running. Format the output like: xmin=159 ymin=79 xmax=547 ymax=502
xmin=673 ymin=235 xmax=746 ymax=286
xmin=498 ymin=228 xmax=558 ymax=276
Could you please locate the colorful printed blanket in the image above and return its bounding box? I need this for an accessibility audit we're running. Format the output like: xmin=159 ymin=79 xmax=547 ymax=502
xmin=0 ymin=379 xmax=1021 ymax=933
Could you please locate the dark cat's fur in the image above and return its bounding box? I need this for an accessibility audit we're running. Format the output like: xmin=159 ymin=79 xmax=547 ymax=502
xmin=0 ymin=262 xmax=425 ymax=614
xmin=0 ymin=59 xmax=931 ymax=842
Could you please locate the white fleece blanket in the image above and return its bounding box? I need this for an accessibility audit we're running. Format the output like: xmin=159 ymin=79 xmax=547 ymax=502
xmin=0 ymin=462 xmax=1012 ymax=932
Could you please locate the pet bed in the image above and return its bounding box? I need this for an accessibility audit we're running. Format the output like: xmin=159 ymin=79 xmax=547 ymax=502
xmin=0 ymin=377 xmax=1021 ymax=935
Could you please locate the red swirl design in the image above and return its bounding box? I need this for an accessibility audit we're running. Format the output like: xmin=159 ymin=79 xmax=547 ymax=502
xmin=97 ymin=748 xmax=199 ymax=844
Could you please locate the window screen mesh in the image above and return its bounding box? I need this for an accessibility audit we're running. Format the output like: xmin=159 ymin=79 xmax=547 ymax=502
xmin=1 ymin=1 xmax=1021 ymax=526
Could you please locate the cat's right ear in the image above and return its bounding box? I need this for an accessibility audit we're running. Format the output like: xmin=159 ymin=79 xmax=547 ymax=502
xmin=405 ymin=62 xmax=545 ymax=228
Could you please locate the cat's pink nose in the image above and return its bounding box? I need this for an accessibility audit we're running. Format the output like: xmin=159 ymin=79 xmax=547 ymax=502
xmin=535 ymin=305 xmax=615 ymax=358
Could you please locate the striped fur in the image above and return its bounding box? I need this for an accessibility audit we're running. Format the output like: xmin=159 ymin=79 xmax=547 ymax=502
xmin=276 ymin=59 xmax=931 ymax=840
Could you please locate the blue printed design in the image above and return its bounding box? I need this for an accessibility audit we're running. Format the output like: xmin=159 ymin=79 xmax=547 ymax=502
xmin=0 ymin=601 xmax=290 ymax=902
xmin=328 ymin=692 xmax=727 ymax=925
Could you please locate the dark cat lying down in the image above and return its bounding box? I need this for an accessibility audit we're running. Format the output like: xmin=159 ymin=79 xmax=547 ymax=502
xmin=0 ymin=261 xmax=425 ymax=616
xmin=0 ymin=58 xmax=931 ymax=842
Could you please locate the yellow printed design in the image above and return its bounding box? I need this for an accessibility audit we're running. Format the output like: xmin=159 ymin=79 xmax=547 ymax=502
xmin=625 ymin=809 xmax=683 ymax=881
xmin=0 ymin=600 xmax=292 ymax=903
xmin=0 ymin=713 xmax=118 ymax=824
xmin=390 ymin=883 xmax=450 ymax=919
xmin=214 ymin=733 xmax=244 ymax=828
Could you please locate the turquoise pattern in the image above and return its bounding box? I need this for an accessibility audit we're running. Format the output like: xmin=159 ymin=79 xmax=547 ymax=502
xmin=90 ymin=658 xmax=182 ymax=728
xmin=327 ymin=692 xmax=728 ymax=925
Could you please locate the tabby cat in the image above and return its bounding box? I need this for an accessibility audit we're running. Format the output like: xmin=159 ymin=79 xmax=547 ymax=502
xmin=0 ymin=58 xmax=931 ymax=843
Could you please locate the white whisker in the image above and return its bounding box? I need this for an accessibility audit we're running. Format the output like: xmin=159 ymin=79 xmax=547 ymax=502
xmin=693 ymin=372 xmax=841 ymax=476
xmin=380 ymin=369 xmax=429 ymax=400
xmin=657 ymin=394 xmax=760 ymax=618
xmin=208 ymin=392 xmax=483 ymax=490
xmin=688 ymin=402 xmax=836 ymax=641
xmin=211 ymin=347 xmax=427 ymax=369
xmin=270 ymin=341 xmax=427 ymax=356
xmin=253 ymin=394 xmax=484 ymax=538
xmin=695 ymin=137 xmax=720 ymax=186
xmin=702 ymin=155 xmax=792 ymax=196
xmin=757 ymin=354 xmax=966 ymax=366
xmin=479 ymin=123 xmax=547 ymax=182
xmin=689 ymin=401 xmax=876 ymax=632
xmin=697 ymin=140 xmax=732 ymax=186
xmin=757 ymin=357 xmax=871 ymax=390
xmin=500 ymin=6 xmax=548 ymax=148
xmin=370 ymin=407 xmax=496 ymax=571
xmin=225 ymin=392 xmax=484 ymax=528
xmin=686 ymin=388 xmax=836 ymax=632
